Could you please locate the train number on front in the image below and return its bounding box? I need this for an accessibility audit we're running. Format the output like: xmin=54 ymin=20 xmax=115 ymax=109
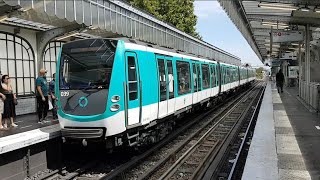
xmin=61 ymin=91 xmax=70 ymax=97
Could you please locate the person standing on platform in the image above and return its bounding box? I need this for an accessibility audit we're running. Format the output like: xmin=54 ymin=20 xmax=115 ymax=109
xmin=0 ymin=87 xmax=6 ymax=129
xmin=1 ymin=75 xmax=18 ymax=127
xmin=49 ymin=73 xmax=58 ymax=120
xmin=0 ymin=72 xmax=4 ymax=129
xmin=36 ymin=69 xmax=49 ymax=123
xmin=276 ymin=69 xmax=285 ymax=93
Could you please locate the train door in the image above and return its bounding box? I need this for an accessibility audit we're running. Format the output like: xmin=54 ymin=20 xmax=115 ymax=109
xmin=211 ymin=64 xmax=217 ymax=96
xmin=217 ymin=63 xmax=221 ymax=94
xmin=221 ymin=65 xmax=225 ymax=92
xmin=157 ymin=55 xmax=168 ymax=118
xmin=197 ymin=63 xmax=202 ymax=101
xmin=166 ymin=58 xmax=175 ymax=115
xmin=227 ymin=67 xmax=231 ymax=90
xmin=125 ymin=52 xmax=141 ymax=126
xmin=192 ymin=61 xmax=199 ymax=104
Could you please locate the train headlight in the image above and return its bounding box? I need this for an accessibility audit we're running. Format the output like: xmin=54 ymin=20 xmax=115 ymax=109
xmin=110 ymin=104 xmax=120 ymax=112
xmin=111 ymin=95 xmax=120 ymax=103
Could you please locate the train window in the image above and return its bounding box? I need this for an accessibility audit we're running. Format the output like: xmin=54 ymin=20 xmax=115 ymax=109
xmin=221 ymin=66 xmax=224 ymax=85
xmin=158 ymin=59 xmax=167 ymax=101
xmin=192 ymin=63 xmax=198 ymax=92
xmin=167 ymin=60 xmax=174 ymax=99
xmin=211 ymin=65 xmax=216 ymax=87
xmin=231 ymin=68 xmax=235 ymax=82
xmin=197 ymin=64 xmax=201 ymax=90
xmin=202 ymin=64 xmax=210 ymax=89
xmin=223 ymin=67 xmax=227 ymax=84
xmin=210 ymin=65 xmax=213 ymax=87
xmin=226 ymin=68 xmax=229 ymax=84
xmin=240 ymin=69 xmax=243 ymax=80
xmin=176 ymin=61 xmax=191 ymax=95
xmin=127 ymin=56 xmax=138 ymax=100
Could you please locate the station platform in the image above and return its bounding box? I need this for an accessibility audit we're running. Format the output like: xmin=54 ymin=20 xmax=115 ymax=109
xmin=242 ymin=81 xmax=320 ymax=180
xmin=0 ymin=114 xmax=61 ymax=154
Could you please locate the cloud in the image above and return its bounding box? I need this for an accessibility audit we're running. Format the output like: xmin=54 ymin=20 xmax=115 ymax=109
xmin=194 ymin=1 xmax=224 ymax=18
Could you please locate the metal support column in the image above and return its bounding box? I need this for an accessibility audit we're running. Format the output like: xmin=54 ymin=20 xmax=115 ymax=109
xmin=35 ymin=24 xmax=83 ymax=74
xmin=305 ymin=24 xmax=311 ymax=105
xmin=298 ymin=41 xmax=302 ymax=97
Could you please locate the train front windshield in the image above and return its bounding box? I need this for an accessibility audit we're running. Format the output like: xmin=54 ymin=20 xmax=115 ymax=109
xmin=59 ymin=39 xmax=117 ymax=116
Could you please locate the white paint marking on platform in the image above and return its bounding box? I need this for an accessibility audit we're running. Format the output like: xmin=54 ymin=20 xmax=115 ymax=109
xmin=315 ymin=126 xmax=320 ymax=130
xmin=20 ymin=125 xmax=32 ymax=129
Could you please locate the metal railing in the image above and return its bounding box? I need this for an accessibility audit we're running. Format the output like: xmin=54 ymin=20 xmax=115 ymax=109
xmin=300 ymin=80 xmax=320 ymax=112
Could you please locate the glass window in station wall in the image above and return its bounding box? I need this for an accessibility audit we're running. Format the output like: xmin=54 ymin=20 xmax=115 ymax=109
xmin=0 ymin=32 xmax=35 ymax=96
xmin=43 ymin=41 xmax=64 ymax=82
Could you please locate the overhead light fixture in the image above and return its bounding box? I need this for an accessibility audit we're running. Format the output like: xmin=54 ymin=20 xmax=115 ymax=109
xmin=314 ymin=8 xmax=320 ymax=13
xmin=258 ymin=2 xmax=298 ymax=11
xmin=56 ymin=32 xmax=79 ymax=41
xmin=262 ymin=23 xmax=289 ymax=28
xmin=88 ymin=25 xmax=98 ymax=30
xmin=299 ymin=5 xmax=310 ymax=12
xmin=0 ymin=16 xmax=8 ymax=22
xmin=264 ymin=44 xmax=280 ymax=48
xmin=288 ymin=47 xmax=298 ymax=50
xmin=18 ymin=8 xmax=28 ymax=12
xmin=262 ymin=21 xmax=289 ymax=26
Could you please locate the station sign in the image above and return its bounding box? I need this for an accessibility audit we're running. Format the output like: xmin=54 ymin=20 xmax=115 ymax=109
xmin=288 ymin=66 xmax=299 ymax=78
xmin=272 ymin=31 xmax=304 ymax=43
xmin=280 ymin=52 xmax=297 ymax=60
xmin=271 ymin=59 xmax=281 ymax=67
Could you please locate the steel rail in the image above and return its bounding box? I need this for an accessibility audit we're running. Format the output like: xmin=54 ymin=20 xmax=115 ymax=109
xmin=137 ymin=82 xmax=261 ymax=180
xmin=158 ymin=82 xmax=263 ymax=180
xmin=99 ymin=83 xmax=258 ymax=180
xmin=226 ymin=83 xmax=266 ymax=180
xmin=38 ymin=82 xmax=258 ymax=180
xmin=201 ymin=83 xmax=266 ymax=180
xmin=192 ymin=83 xmax=264 ymax=179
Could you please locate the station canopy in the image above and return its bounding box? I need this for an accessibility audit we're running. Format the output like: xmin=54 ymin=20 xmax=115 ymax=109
xmin=219 ymin=0 xmax=320 ymax=63
xmin=0 ymin=0 xmax=242 ymax=65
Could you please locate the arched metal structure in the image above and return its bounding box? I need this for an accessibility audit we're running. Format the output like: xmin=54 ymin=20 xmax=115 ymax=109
xmin=0 ymin=31 xmax=35 ymax=96
xmin=43 ymin=41 xmax=64 ymax=81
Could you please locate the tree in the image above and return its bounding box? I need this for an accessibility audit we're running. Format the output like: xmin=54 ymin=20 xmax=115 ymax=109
xmin=256 ymin=67 xmax=264 ymax=79
xmin=128 ymin=0 xmax=201 ymax=39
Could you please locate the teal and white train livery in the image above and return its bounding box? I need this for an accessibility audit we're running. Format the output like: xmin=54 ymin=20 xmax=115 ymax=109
xmin=56 ymin=38 xmax=255 ymax=147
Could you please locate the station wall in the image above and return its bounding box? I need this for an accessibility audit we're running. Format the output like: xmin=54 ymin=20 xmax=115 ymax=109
xmin=0 ymin=24 xmax=59 ymax=116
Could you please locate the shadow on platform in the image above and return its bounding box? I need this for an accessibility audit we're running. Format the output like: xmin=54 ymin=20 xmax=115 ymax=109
xmin=274 ymin=83 xmax=320 ymax=179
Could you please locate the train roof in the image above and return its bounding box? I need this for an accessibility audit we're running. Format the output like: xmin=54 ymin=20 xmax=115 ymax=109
xmin=63 ymin=38 xmax=250 ymax=68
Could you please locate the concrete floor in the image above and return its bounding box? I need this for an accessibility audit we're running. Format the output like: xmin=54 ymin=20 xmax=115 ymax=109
xmin=276 ymin=86 xmax=320 ymax=179
xmin=242 ymin=81 xmax=320 ymax=180
xmin=0 ymin=113 xmax=58 ymax=138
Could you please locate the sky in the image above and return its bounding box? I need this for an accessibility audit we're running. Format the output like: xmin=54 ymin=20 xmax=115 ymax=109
xmin=194 ymin=1 xmax=263 ymax=66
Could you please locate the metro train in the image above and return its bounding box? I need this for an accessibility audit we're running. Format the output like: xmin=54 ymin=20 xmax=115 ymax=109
xmin=56 ymin=38 xmax=256 ymax=148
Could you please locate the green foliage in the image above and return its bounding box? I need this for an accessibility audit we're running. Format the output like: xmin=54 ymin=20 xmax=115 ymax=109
xmin=128 ymin=0 xmax=201 ymax=39
xmin=256 ymin=67 xmax=264 ymax=79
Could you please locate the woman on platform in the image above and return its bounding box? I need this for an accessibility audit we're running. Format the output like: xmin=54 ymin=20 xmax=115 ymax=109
xmin=0 ymin=88 xmax=6 ymax=129
xmin=1 ymin=75 xmax=17 ymax=127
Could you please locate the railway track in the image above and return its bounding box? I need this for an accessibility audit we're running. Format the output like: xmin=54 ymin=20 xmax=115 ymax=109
xmin=142 ymin=82 xmax=264 ymax=180
xmin=96 ymin=82 xmax=263 ymax=180
xmin=205 ymin=82 xmax=265 ymax=180
xmin=36 ymin=82 xmax=262 ymax=180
